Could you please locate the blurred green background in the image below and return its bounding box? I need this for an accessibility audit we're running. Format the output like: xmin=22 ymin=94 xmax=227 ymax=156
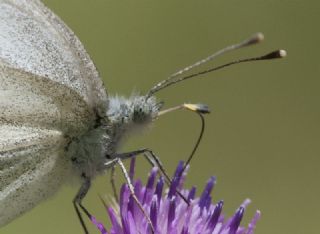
xmin=2 ymin=0 xmax=319 ymax=233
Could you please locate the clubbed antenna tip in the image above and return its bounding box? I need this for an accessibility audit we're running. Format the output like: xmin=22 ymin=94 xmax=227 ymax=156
xmin=260 ymin=49 xmax=287 ymax=60
xmin=280 ymin=49 xmax=287 ymax=57
xmin=244 ymin=32 xmax=264 ymax=46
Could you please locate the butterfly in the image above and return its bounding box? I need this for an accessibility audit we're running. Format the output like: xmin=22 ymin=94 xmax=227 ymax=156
xmin=0 ymin=0 xmax=286 ymax=233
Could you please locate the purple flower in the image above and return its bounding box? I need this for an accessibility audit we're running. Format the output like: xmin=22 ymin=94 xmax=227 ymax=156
xmin=91 ymin=159 xmax=260 ymax=234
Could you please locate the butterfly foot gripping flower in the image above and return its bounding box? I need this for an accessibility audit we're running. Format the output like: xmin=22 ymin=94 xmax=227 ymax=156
xmin=91 ymin=158 xmax=260 ymax=234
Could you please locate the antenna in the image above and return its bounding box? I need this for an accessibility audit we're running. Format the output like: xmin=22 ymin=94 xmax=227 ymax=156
xmin=146 ymin=33 xmax=286 ymax=98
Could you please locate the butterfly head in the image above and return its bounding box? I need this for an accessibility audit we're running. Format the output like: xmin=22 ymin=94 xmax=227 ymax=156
xmin=107 ymin=94 xmax=162 ymax=132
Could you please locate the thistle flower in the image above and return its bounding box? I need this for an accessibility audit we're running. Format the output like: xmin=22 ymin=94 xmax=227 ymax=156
xmin=91 ymin=159 xmax=260 ymax=234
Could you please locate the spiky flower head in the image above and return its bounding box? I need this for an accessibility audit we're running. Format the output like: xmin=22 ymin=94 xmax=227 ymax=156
xmin=91 ymin=159 xmax=260 ymax=234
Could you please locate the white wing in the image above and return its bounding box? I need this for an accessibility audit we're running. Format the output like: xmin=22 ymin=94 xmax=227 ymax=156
xmin=0 ymin=0 xmax=109 ymax=226
xmin=0 ymin=65 xmax=77 ymax=226
xmin=0 ymin=125 xmax=69 ymax=226
xmin=0 ymin=0 xmax=108 ymax=118
xmin=0 ymin=63 xmax=96 ymax=136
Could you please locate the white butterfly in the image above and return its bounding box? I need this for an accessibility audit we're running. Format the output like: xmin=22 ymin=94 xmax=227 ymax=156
xmin=0 ymin=1 xmax=167 ymax=231
xmin=0 ymin=0 xmax=286 ymax=232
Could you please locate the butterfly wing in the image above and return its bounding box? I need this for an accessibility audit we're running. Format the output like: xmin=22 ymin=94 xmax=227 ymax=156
xmin=0 ymin=0 xmax=108 ymax=118
xmin=0 ymin=125 xmax=70 ymax=226
xmin=0 ymin=0 xmax=108 ymax=226
xmin=0 ymin=62 xmax=90 ymax=226
xmin=0 ymin=63 xmax=96 ymax=136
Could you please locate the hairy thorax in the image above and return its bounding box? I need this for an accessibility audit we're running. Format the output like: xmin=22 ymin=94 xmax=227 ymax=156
xmin=66 ymin=94 xmax=161 ymax=179
xmin=66 ymin=126 xmax=110 ymax=178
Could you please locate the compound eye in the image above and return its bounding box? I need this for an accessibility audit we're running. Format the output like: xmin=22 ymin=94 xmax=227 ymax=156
xmin=133 ymin=108 xmax=145 ymax=122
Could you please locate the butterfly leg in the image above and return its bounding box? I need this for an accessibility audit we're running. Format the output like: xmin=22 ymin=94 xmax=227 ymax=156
xmin=108 ymin=148 xmax=149 ymax=203
xmin=110 ymin=165 xmax=119 ymax=203
xmin=73 ymin=176 xmax=91 ymax=234
xmin=112 ymin=148 xmax=189 ymax=204
xmin=143 ymin=150 xmax=190 ymax=205
xmin=113 ymin=149 xmax=173 ymax=188
xmin=105 ymin=156 xmax=155 ymax=234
